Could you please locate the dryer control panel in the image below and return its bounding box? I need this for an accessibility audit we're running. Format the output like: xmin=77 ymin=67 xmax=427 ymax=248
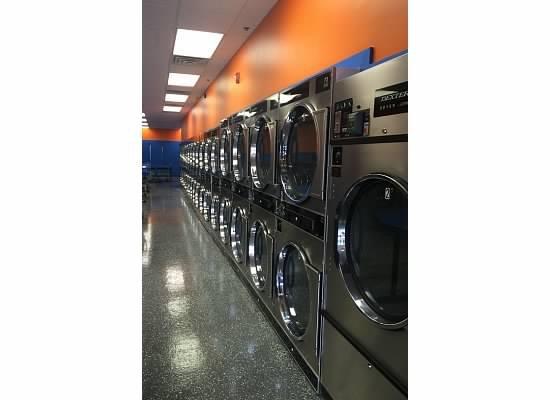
xmin=333 ymin=97 xmax=370 ymax=139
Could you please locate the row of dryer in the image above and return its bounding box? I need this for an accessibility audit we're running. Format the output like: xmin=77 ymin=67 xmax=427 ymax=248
xmin=180 ymin=52 xmax=408 ymax=400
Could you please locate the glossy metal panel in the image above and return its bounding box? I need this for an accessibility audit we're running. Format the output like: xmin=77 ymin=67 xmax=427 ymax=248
xmin=321 ymin=320 xmax=406 ymax=400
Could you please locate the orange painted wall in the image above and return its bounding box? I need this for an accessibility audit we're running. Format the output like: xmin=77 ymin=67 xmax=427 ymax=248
xmin=142 ymin=127 xmax=182 ymax=142
xmin=182 ymin=0 xmax=407 ymax=140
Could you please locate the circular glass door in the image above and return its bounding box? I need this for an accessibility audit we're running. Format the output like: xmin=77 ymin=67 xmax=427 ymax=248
xmin=230 ymin=207 xmax=246 ymax=262
xmin=232 ymin=125 xmax=246 ymax=181
xmin=210 ymin=195 xmax=220 ymax=230
xmin=219 ymin=198 xmax=231 ymax=244
xmin=204 ymin=141 xmax=211 ymax=172
xmin=280 ymin=105 xmax=318 ymax=202
xmin=210 ymin=138 xmax=218 ymax=173
xmin=250 ymin=117 xmax=273 ymax=189
xmin=276 ymin=244 xmax=310 ymax=339
xmin=337 ymin=173 xmax=408 ymax=328
xmin=203 ymin=192 xmax=211 ymax=221
xmin=198 ymin=188 xmax=205 ymax=212
xmin=248 ymin=220 xmax=268 ymax=289
xmin=220 ymin=129 xmax=231 ymax=177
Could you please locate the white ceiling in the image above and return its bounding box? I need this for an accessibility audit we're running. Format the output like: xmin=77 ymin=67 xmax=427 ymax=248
xmin=142 ymin=0 xmax=278 ymax=129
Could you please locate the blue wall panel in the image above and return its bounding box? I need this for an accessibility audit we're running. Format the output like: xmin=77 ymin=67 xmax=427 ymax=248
xmin=142 ymin=140 xmax=181 ymax=177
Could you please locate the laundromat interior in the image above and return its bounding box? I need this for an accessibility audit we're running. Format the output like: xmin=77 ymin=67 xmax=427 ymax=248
xmin=3 ymin=0 xmax=547 ymax=399
xmin=142 ymin=0 xmax=407 ymax=399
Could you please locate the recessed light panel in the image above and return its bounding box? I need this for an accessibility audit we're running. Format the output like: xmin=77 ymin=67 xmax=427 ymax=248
xmin=165 ymin=93 xmax=189 ymax=103
xmin=163 ymin=105 xmax=182 ymax=112
xmin=168 ymin=73 xmax=200 ymax=87
xmin=173 ymin=29 xmax=224 ymax=59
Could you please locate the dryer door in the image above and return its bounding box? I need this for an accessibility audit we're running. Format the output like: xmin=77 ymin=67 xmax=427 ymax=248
xmin=280 ymin=104 xmax=327 ymax=203
xmin=275 ymin=243 xmax=318 ymax=340
xmin=337 ymin=173 xmax=408 ymax=328
xmin=219 ymin=198 xmax=232 ymax=244
xmin=203 ymin=191 xmax=211 ymax=221
xmin=230 ymin=206 xmax=247 ymax=263
xmin=204 ymin=141 xmax=211 ymax=172
xmin=248 ymin=220 xmax=271 ymax=290
xmin=210 ymin=138 xmax=219 ymax=174
xmin=210 ymin=195 xmax=220 ymax=231
xmin=231 ymin=125 xmax=247 ymax=182
xmin=220 ymin=129 xmax=231 ymax=177
xmin=250 ymin=116 xmax=276 ymax=189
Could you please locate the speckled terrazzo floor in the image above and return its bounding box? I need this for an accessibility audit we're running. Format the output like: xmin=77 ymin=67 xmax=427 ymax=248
xmin=142 ymin=182 xmax=320 ymax=400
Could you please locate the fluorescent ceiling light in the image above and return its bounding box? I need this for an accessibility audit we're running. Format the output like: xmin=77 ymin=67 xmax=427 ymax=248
xmin=168 ymin=73 xmax=200 ymax=87
xmin=173 ymin=29 xmax=224 ymax=59
xmin=163 ymin=105 xmax=182 ymax=112
xmin=165 ymin=93 xmax=189 ymax=103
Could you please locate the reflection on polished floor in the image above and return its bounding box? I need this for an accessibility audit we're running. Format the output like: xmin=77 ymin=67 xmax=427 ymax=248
xmin=142 ymin=183 xmax=319 ymax=400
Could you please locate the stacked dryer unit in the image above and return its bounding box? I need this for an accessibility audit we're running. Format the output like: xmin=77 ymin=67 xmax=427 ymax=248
xmin=218 ymin=118 xmax=234 ymax=251
xmin=322 ymin=53 xmax=408 ymax=400
xmin=240 ymin=94 xmax=282 ymax=322
xmin=209 ymin=127 xmax=222 ymax=232
xmin=270 ymin=70 xmax=333 ymax=387
xmin=229 ymin=112 xmax=250 ymax=275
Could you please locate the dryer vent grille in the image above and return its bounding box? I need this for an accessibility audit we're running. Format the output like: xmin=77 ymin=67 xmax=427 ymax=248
xmin=173 ymin=55 xmax=208 ymax=66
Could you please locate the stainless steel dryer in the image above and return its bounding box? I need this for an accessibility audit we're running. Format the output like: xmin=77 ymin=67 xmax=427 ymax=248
xmin=218 ymin=179 xmax=233 ymax=249
xmin=230 ymin=112 xmax=249 ymax=187
xmin=219 ymin=118 xmax=232 ymax=181
xmin=278 ymin=71 xmax=332 ymax=216
xmin=198 ymin=140 xmax=205 ymax=173
xmin=247 ymin=197 xmax=278 ymax=316
xmin=209 ymin=127 xmax=220 ymax=177
xmin=273 ymin=216 xmax=323 ymax=379
xmin=202 ymin=188 xmax=212 ymax=222
xmin=210 ymin=173 xmax=221 ymax=232
xmin=247 ymin=95 xmax=280 ymax=199
xmin=322 ymin=53 xmax=408 ymax=400
xmin=230 ymin=192 xmax=249 ymax=271
xmin=204 ymin=136 xmax=212 ymax=175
